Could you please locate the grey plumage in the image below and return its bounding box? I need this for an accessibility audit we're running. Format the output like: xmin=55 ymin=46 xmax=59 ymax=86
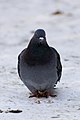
xmin=18 ymin=29 xmax=62 ymax=97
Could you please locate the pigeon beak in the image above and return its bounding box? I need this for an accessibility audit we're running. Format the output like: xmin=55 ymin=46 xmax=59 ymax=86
xmin=39 ymin=37 xmax=44 ymax=43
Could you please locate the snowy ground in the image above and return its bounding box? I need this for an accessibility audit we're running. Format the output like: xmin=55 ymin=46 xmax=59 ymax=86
xmin=0 ymin=0 xmax=80 ymax=119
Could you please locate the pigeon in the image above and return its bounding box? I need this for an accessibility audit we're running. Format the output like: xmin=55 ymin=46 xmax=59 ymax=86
xmin=18 ymin=29 xmax=62 ymax=98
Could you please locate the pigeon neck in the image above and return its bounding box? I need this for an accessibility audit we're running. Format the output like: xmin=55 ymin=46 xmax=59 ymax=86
xmin=25 ymin=46 xmax=53 ymax=66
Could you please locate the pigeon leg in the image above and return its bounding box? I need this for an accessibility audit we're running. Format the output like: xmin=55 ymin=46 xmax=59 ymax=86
xmin=29 ymin=90 xmax=57 ymax=98
xmin=29 ymin=91 xmax=47 ymax=98
xmin=29 ymin=91 xmax=42 ymax=98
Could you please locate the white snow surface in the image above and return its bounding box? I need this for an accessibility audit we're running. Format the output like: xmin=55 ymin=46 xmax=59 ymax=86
xmin=0 ymin=0 xmax=80 ymax=119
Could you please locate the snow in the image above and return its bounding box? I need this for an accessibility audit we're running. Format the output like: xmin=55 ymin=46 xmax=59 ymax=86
xmin=0 ymin=0 xmax=80 ymax=119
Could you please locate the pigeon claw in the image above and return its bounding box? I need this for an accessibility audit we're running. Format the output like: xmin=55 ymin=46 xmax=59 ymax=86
xmin=29 ymin=90 xmax=57 ymax=98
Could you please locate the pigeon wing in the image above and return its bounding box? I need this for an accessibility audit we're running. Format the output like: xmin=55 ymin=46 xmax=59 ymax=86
xmin=56 ymin=52 xmax=62 ymax=82
xmin=18 ymin=54 xmax=21 ymax=78
xmin=51 ymin=47 xmax=62 ymax=84
xmin=18 ymin=49 xmax=26 ymax=79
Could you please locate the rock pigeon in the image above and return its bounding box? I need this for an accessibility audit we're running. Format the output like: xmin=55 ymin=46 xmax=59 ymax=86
xmin=18 ymin=29 xmax=62 ymax=98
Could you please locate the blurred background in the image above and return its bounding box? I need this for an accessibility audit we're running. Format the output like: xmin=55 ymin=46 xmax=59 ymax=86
xmin=0 ymin=0 xmax=80 ymax=119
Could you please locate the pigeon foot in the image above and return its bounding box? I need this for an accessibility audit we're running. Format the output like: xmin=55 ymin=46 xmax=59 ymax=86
xmin=29 ymin=90 xmax=57 ymax=98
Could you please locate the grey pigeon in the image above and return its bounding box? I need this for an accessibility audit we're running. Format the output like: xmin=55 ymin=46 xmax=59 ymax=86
xmin=18 ymin=29 xmax=62 ymax=98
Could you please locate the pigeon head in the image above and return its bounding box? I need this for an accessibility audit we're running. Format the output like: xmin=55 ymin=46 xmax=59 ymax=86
xmin=34 ymin=29 xmax=46 ymax=38
xmin=28 ymin=29 xmax=48 ymax=48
